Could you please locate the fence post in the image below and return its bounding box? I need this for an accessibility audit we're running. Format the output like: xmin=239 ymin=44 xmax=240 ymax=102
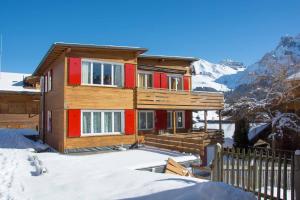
xmin=211 ymin=143 xmax=222 ymax=181
xmin=295 ymin=150 xmax=300 ymax=200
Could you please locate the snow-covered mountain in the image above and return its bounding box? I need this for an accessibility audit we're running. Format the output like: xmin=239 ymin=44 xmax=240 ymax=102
xmin=216 ymin=34 xmax=300 ymax=89
xmin=192 ymin=59 xmax=245 ymax=91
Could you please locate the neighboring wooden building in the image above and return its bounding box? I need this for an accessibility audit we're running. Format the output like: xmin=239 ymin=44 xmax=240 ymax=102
xmin=33 ymin=43 xmax=224 ymax=153
xmin=0 ymin=72 xmax=40 ymax=129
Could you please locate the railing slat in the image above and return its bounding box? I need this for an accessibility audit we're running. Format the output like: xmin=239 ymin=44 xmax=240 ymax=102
xmin=283 ymin=153 xmax=287 ymax=200
xmin=270 ymin=150 xmax=275 ymax=200
xmin=258 ymin=150 xmax=263 ymax=200
xmin=247 ymin=149 xmax=251 ymax=191
xmin=252 ymin=149 xmax=257 ymax=193
xmin=236 ymin=148 xmax=240 ymax=187
xmin=226 ymin=148 xmax=229 ymax=184
xmin=264 ymin=149 xmax=269 ymax=200
xmin=231 ymin=148 xmax=235 ymax=186
xmin=291 ymin=153 xmax=294 ymax=200
xmin=277 ymin=152 xmax=282 ymax=200
xmin=242 ymin=148 xmax=245 ymax=190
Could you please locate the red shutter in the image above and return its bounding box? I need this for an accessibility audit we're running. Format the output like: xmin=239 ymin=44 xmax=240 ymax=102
xmin=185 ymin=110 xmax=192 ymax=129
xmin=125 ymin=109 xmax=135 ymax=135
xmin=160 ymin=73 xmax=168 ymax=89
xmin=124 ymin=63 xmax=136 ymax=89
xmin=68 ymin=109 xmax=81 ymax=137
xmin=155 ymin=110 xmax=167 ymax=130
xmin=68 ymin=57 xmax=81 ymax=85
xmin=153 ymin=72 xmax=161 ymax=88
xmin=183 ymin=76 xmax=190 ymax=91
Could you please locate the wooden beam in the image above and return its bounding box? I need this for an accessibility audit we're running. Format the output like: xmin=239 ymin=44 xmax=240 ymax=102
xmin=173 ymin=111 xmax=176 ymax=134
xmin=218 ymin=110 xmax=222 ymax=131
xmin=204 ymin=110 xmax=208 ymax=132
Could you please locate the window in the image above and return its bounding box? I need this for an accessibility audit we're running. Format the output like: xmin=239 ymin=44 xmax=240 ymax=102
xmin=81 ymin=60 xmax=123 ymax=87
xmin=47 ymin=70 xmax=52 ymax=91
xmin=44 ymin=75 xmax=48 ymax=93
xmin=81 ymin=110 xmax=124 ymax=136
xmin=47 ymin=110 xmax=52 ymax=133
xmin=138 ymin=72 xmax=153 ymax=89
xmin=167 ymin=111 xmax=185 ymax=129
xmin=138 ymin=111 xmax=154 ymax=130
xmin=168 ymin=75 xmax=183 ymax=91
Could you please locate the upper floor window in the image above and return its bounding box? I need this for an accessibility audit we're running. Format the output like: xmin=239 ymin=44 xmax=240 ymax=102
xmin=82 ymin=60 xmax=123 ymax=87
xmin=138 ymin=71 xmax=153 ymax=89
xmin=168 ymin=75 xmax=183 ymax=91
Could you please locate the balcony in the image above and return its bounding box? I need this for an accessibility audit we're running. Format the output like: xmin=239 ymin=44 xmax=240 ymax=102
xmin=136 ymin=88 xmax=224 ymax=110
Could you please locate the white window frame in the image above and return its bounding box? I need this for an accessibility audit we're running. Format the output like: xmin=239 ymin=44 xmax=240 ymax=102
xmin=167 ymin=111 xmax=185 ymax=129
xmin=168 ymin=74 xmax=183 ymax=91
xmin=80 ymin=110 xmax=124 ymax=136
xmin=81 ymin=59 xmax=124 ymax=87
xmin=47 ymin=70 xmax=52 ymax=91
xmin=137 ymin=71 xmax=153 ymax=89
xmin=138 ymin=110 xmax=154 ymax=130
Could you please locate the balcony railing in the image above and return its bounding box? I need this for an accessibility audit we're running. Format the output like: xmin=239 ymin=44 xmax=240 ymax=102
xmin=136 ymin=88 xmax=224 ymax=110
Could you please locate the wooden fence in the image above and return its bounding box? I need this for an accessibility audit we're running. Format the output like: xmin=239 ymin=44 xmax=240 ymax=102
xmin=212 ymin=145 xmax=295 ymax=200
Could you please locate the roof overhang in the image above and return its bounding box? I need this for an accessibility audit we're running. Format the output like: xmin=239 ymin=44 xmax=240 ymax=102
xmin=138 ymin=54 xmax=199 ymax=62
xmin=33 ymin=42 xmax=148 ymax=76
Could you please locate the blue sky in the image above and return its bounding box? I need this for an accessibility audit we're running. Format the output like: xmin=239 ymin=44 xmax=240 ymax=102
xmin=0 ymin=0 xmax=300 ymax=73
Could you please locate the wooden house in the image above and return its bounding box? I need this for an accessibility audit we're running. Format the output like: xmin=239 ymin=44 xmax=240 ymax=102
xmin=33 ymin=43 xmax=224 ymax=153
xmin=0 ymin=72 xmax=40 ymax=129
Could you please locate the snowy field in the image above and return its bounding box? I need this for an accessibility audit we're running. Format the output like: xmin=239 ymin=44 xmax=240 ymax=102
xmin=0 ymin=129 xmax=256 ymax=200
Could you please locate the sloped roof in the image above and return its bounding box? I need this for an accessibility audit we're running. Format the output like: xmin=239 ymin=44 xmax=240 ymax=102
xmin=0 ymin=72 xmax=39 ymax=93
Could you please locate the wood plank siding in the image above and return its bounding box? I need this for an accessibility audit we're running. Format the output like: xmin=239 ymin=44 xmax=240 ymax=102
xmin=136 ymin=88 xmax=224 ymax=110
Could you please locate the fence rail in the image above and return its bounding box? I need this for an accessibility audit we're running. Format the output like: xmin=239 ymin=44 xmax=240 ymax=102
xmin=212 ymin=146 xmax=295 ymax=200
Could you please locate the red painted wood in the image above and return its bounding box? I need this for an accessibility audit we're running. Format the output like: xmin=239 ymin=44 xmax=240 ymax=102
xmin=153 ymin=72 xmax=161 ymax=88
xmin=185 ymin=110 xmax=192 ymax=129
xmin=68 ymin=57 xmax=81 ymax=85
xmin=183 ymin=76 xmax=190 ymax=91
xmin=160 ymin=73 xmax=168 ymax=89
xmin=125 ymin=109 xmax=135 ymax=135
xmin=124 ymin=64 xmax=136 ymax=89
xmin=155 ymin=110 xmax=167 ymax=130
xmin=68 ymin=109 xmax=81 ymax=137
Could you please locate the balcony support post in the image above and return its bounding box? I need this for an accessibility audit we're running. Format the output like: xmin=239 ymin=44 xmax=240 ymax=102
xmin=173 ymin=111 xmax=176 ymax=134
xmin=204 ymin=110 xmax=208 ymax=132
xmin=218 ymin=110 xmax=222 ymax=132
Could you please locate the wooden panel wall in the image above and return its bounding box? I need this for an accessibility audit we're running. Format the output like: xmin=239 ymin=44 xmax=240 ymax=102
xmin=0 ymin=93 xmax=39 ymax=114
xmin=0 ymin=114 xmax=39 ymax=129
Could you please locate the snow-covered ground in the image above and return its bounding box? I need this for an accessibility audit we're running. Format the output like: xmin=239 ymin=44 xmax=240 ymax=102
xmin=0 ymin=129 xmax=256 ymax=200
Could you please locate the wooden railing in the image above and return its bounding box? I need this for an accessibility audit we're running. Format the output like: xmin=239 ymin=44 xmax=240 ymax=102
xmin=136 ymin=88 xmax=224 ymax=110
xmin=212 ymin=146 xmax=295 ymax=200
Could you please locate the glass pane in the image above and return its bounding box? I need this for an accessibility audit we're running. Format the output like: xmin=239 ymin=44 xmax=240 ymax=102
xmin=113 ymin=65 xmax=122 ymax=87
xmin=177 ymin=77 xmax=183 ymax=90
xmin=139 ymin=112 xmax=146 ymax=129
xmin=167 ymin=112 xmax=172 ymax=128
xmin=82 ymin=62 xmax=91 ymax=84
xmin=114 ymin=112 xmax=122 ymax=132
xmin=147 ymin=112 xmax=153 ymax=129
xmin=93 ymin=63 xmax=102 ymax=84
xmin=177 ymin=112 xmax=183 ymax=128
xmin=82 ymin=112 xmax=91 ymax=134
xmin=103 ymin=64 xmax=112 ymax=85
xmin=104 ymin=112 xmax=112 ymax=132
xmin=147 ymin=74 xmax=153 ymax=88
xmin=138 ymin=74 xmax=146 ymax=88
xmin=170 ymin=77 xmax=176 ymax=90
xmin=93 ymin=112 xmax=101 ymax=133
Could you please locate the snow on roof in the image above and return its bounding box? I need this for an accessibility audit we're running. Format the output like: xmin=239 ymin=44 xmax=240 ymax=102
xmin=287 ymin=71 xmax=300 ymax=81
xmin=248 ymin=123 xmax=270 ymax=141
xmin=0 ymin=72 xmax=39 ymax=93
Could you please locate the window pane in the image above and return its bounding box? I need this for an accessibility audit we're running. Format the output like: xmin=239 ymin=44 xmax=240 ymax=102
xmin=113 ymin=65 xmax=122 ymax=87
xmin=104 ymin=112 xmax=112 ymax=132
xmin=139 ymin=112 xmax=146 ymax=129
xmin=147 ymin=74 xmax=153 ymax=88
xmin=147 ymin=112 xmax=153 ymax=129
xmin=170 ymin=77 xmax=176 ymax=90
xmin=114 ymin=112 xmax=122 ymax=132
xmin=177 ymin=77 xmax=183 ymax=90
xmin=167 ymin=112 xmax=172 ymax=128
xmin=93 ymin=63 xmax=102 ymax=84
xmin=138 ymin=74 xmax=146 ymax=88
xmin=82 ymin=62 xmax=91 ymax=84
xmin=82 ymin=112 xmax=91 ymax=133
xmin=177 ymin=112 xmax=183 ymax=128
xmin=93 ymin=112 xmax=101 ymax=133
xmin=103 ymin=64 xmax=112 ymax=85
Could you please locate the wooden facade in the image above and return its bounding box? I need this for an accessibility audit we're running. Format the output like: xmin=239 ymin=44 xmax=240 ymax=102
xmin=33 ymin=43 xmax=224 ymax=153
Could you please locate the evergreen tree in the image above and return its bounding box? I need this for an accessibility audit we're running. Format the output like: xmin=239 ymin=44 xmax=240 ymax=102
xmin=233 ymin=118 xmax=250 ymax=148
